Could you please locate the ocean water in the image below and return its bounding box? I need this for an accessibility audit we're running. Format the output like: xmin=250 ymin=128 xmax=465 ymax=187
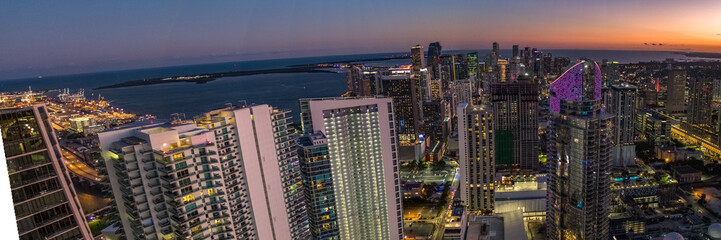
xmin=0 ymin=50 xmax=715 ymax=120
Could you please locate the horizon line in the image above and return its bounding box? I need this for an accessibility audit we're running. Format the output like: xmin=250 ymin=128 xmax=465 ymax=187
xmin=0 ymin=48 xmax=713 ymax=82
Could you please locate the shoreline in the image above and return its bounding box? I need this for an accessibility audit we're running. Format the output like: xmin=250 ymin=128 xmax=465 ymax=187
xmin=676 ymin=52 xmax=721 ymax=59
xmin=286 ymin=54 xmax=410 ymax=67
xmin=94 ymin=67 xmax=335 ymax=90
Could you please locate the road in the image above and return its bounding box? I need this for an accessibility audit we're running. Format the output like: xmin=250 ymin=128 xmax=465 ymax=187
xmin=62 ymin=148 xmax=103 ymax=181
xmin=430 ymin=169 xmax=460 ymax=240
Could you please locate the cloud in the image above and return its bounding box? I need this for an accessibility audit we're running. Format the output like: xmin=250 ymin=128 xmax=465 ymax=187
xmin=643 ymin=42 xmax=679 ymax=47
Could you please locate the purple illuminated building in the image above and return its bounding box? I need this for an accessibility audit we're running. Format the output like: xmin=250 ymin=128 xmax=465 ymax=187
xmin=549 ymin=61 xmax=602 ymax=113
xmin=547 ymin=60 xmax=612 ymax=240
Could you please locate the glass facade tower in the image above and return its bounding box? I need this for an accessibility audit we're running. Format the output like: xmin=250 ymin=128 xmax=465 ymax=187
xmin=1 ymin=104 xmax=92 ymax=240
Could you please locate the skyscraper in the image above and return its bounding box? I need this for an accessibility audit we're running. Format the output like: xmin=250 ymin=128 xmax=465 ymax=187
xmin=688 ymin=77 xmax=713 ymax=127
xmin=441 ymin=55 xmax=458 ymax=83
xmin=512 ymin=45 xmax=519 ymax=58
xmin=489 ymin=76 xmax=540 ymax=170
xmin=465 ymin=52 xmax=478 ymax=79
xmin=411 ymin=45 xmax=425 ymax=74
xmin=666 ymin=68 xmax=686 ymax=114
xmin=418 ymin=67 xmax=432 ymax=103
xmin=492 ymin=42 xmax=500 ymax=57
xmin=99 ymin=104 xmax=308 ymax=240
xmin=1 ymin=104 xmax=93 ymax=240
xmin=458 ymin=103 xmax=495 ymax=215
xmin=380 ymin=72 xmax=421 ymax=145
xmin=346 ymin=65 xmax=373 ymax=96
xmin=547 ymin=61 xmax=612 ymax=240
xmin=451 ymin=80 xmax=474 ymax=117
xmin=713 ymin=78 xmax=721 ymax=103
xmin=299 ymin=97 xmax=404 ymax=240
xmin=606 ymin=84 xmax=637 ymax=167
xmin=429 ymin=78 xmax=442 ymax=101
xmin=423 ymin=99 xmax=449 ymax=142
xmin=297 ymin=132 xmax=339 ymax=240
xmin=428 ymin=42 xmax=442 ymax=78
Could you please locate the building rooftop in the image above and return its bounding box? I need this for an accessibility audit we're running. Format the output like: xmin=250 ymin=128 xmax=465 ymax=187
xmin=101 ymin=119 xmax=165 ymax=132
xmin=466 ymin=215 xmax=504 ymax=240
xmin=674 ymin=165 xmax=701 ymax=174
xmin=139 ymin=126 xmax=171 ymax=135
xmin=296 ymin=131 xmax=326 ymax=147
xmin=121 ymin=136 xmax=145 ymax=145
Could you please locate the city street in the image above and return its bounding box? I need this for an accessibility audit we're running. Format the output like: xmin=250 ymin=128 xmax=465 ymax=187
xmin=403 ymin=167 xmax=459 ymax=240
xmin=430 ymin=169 xmax=460 ymax=240
xmin=62 ymin=148 xmax=103 ymax=181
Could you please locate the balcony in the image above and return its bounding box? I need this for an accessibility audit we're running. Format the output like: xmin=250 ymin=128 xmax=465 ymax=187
xmin=196 ymin=159 xmax=219 ymax=166
xmin=164 ymin=190 xmax=179 ymax=199
xmin=213 ymin=227 xmax=233 ymax=236
xmin=194 ymin=150 xmax=217 ymax=158
xmin=207 ymin=206 xmax=229 ymax=214
xmin=190 ymin=227 xmax=208 ymax=238
xmin=114 ymin=163 xmax=127 ymax=172
xmin=147 ymin=180 xmax=160 ymax=188
xmin=198 ymin=167 xmax=220 ymax=174
xmin=157 ymin=166 xmax=174 ymax=174
xmin=200 ymin=174 xmax=222 ymax=181
xmin=145 ymin=172 xmax=158 ymax=180
xmin=208 ymin=213 xmax=230 ymax=221
xmin=154 ymin=204 xmax=166 ymax=212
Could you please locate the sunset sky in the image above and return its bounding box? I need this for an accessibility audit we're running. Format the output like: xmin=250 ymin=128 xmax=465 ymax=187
xmin=1 ymin=0 xmax=720 ymax=79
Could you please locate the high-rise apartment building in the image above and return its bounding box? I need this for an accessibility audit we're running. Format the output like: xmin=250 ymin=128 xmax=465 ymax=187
xmin=299 ymin=97 xmax=404 ymax=240
xmin=195 ymin=105 xmax=308 ymax=239
xmin=606 ymin=84 xmax=637 ymax=167
xmin=489 ymin=77 xmax=540 ymax=170
xmin=547 ymin=61 xmax=612 ymax=240
xmin=1 ymin=104 xmax=93 ymax=240
xmin=458 ymin=103 xmax=495 ymax=215
xmin=666 ymin=68 xmax=686 ymax=114
xmin=99 ymin=104 xmax=308 ymax=240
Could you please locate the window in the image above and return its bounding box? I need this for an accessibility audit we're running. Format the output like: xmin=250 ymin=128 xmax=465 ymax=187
xmin=175 ymin=162 xmax=188 ymax=170
xmin=182 ymin=193 xmax=195 ymax=203
xmin=185 ymin=203 xmax=197 ymax=212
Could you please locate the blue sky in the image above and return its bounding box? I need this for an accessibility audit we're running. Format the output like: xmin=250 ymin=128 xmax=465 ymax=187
xmin=1 ymin=0 xmax=719 ymax=79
